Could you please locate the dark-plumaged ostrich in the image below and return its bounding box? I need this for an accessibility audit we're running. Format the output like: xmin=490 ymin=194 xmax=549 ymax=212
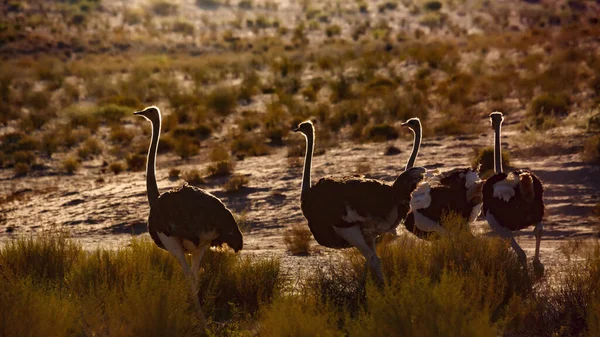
xmin=294 ymin=121 xmax=426 ymax=283
xmin=483 ymin=112 xmax=545 ymax=277
xmin=135 ymin=106 xmax=243 ymax=330
xmin=401 ymin=118 xmax=484 ymax=239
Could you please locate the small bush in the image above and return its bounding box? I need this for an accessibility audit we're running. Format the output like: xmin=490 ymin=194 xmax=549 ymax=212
xmin=171 ymin=20 xmax=195 ymax=36
xmin=283 ymin=224 xmax=312 ymax=256
xmin=471 ymin=147 xmax=511 ymax=177
xmin=183 ymin=169 xmax=205 ymax=186
xmin=126 ymin=153 xmax=146 ymax=171
xmin=325 ymin=25 xmax=341 ymax=37
xmin=77 ymin=138 xmax=102 ymax=160
xmin=109 ymin=162 xmax=125 ymax=175
xmin=224 ymin=174 xmax=249 ymax=193
xmin=529 ymin=93 xmax=571 ymax=125
xmin=582 ymin=135 xmax=600 ymax=164
xmin=231 ymin=134 xmax=270 ymax=158
xmin=206 ymin=161 xmax=234 ymax=177
xmin=174 ymin=137 xmax=200 ymax=160
xmin=424 ymin=1 xmax=442 ymax=11
xmin=384 ymin=145 xmax=401 ymax=156
xmin=14 ymin=163 xmax=30 ymax=177
xmin=110 ymin=126 xmax=135 ymax=144
xmin=151 ymin=0 xmax=178 ymax=16
xmin=168 ymin=168 xmax=181 ymax=180
xmin=207 ymin=87 xmax=238 ymax=116
xmin=364 ymin=123 xmax=399 ymax=142
xmin=62 ymin=157 xmax=80 ymax=175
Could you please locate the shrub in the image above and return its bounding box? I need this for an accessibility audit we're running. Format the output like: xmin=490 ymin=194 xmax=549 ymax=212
xmin=224 ymin=174 xmax=249 ymax=193
xmin=183 ymin=169 xmax=205 ymax=186
xmin=168 ymin=168 xmax=181 ymax=180
xmin=424 ymin=1 xmax=442 ymax=11
xmin=231 ymin=134 xmax=270 ymax=158
xmin=62 ymin=157 xmax=80 ymax=175
xmin=206 ymin=87 xmax=238 ymax=116
xmin=110 ymin=126 xmax=135 ymax=144
xmin=582 ymin=135 xmax=600 ymax=164
xmin=325 ymin=24 xmax=341 ymax=37
xmin=196 ymin=0 xmax=221 ymax=8
xmin=14 ymin=163 xmax=30 ymax=177
xmin=260 ymin=297 xmax=340 ymax=337
xmin=77 ymin=138 xmax=102 ymax=160
xmin=529 ymin=93 xmax=571 ymax=125
xmin=174 ymin=137 xmax=200 ymax=160
xmin=109 ymin=162 xmax=125 ymax=175
xmin=171 ymin=20 xmax=195 ymax=36
xmin=364 ymin=123 xmax=399 ymax=142
xmin=95 ymin=104 xmax=130 ymax=124
xmin=151 ymin=0 xmax=178 ymax=16
xmin=283 ymin=224 xmax=312 ymax=256
xmin=471 ymin=147 xmax=511 ymax=177
xmin=206 ymin=161 xmax=234 ymax=177
xmin=126 ymin=153 xmax=146 ymax=171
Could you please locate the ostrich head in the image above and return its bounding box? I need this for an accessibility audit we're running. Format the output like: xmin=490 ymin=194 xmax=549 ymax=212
xmin=489 ymin=111 xmax=504 ymax=129
xmin=134 ymin=106 xmax=161 ymax=123
xmin=401 ymin=117 xmax=421 ymax=132
xmin=294 ymin=120 xmax=314 ymax=136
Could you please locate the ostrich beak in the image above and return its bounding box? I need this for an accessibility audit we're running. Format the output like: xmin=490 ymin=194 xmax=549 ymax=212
xmin=401 ymin=122 xmax=409 ymax=127
xmin=133 ymin=111 xmax=142 ymax=116
xmin=293 ymin=127 xmax=300 ymax=132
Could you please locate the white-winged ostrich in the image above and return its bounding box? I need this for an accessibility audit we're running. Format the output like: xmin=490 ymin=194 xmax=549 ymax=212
xmin=135 ymin=106 xmax=243 ymax=330
xmin=400 ymin=118 xmax=484 ymax=239
xmin=483 ymin=112 xmax=545 ymax=277
xmin=294 ymin=120 xmax=426 ymax=283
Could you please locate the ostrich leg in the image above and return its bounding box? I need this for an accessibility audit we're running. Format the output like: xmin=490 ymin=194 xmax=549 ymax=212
xmin=158 ymin=233 xmax=207 ymax=331
xmin=333 ymin=226 xmax=384 ymax=285
xmin=533 ymin=222 xmax=545 ymax=278
xmin=486 ymin=213 xmax=527 ymax=267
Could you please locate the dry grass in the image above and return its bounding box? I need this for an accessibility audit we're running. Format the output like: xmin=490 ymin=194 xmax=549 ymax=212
xmin=283 ymin=224 xmax=312 ymax=256
xmin=0 ymin=232 xmax=283 ymax=336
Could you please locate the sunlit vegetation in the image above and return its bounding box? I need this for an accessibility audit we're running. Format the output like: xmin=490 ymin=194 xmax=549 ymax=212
xmin=283 ymin=224 xmax=312 ymax=255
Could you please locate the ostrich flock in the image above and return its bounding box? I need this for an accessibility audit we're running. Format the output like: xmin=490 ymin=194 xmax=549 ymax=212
xmin=135 ymin=106 xmax=544 ymax=330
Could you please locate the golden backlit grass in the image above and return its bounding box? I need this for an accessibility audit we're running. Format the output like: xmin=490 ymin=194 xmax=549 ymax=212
xmin=1 ymin=226 xmax=599 ymax=336
xmin=0 ymin=232 xmax=283 ymax=337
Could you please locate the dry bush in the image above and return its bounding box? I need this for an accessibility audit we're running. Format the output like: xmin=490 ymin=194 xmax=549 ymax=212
xmin=207 ymin=146 xmax=235 ymax=177
xmin=582 ymin=135 xmax=600 ymax=164
xmin=206 ymin=87 xmax=238 ymax=116
xmin=231 ymin=133 xmax=270 ymax=158
xmin=224 ymin=174 xmax=249 ymax=193
xmin=529 ymin=93 xmax=571 ymax=127
xmin=0 ymin=234 xmax=283 ymax=336
xmin=77 ymin=138 xmax=102 ymax=160
xmin=168 ymin=168 xmax=181 ymax=180
xmin=183 ymin=169 xmax=205 ymax=186
xmin=260 ymin=297 xmax=340 ymax=337
xmin=283 ymin=224 xmax=312 ymax=256
xmin=363 ymin=123 xmax=399 ymax=142
xmin=62 ymin=156 xmax=80 ymax=175
xmin=150 ymin=0 xmax=178 ymax=16
xmin=126 ymin=153 xmax=146 ymax=171
xmin=471 ymin=147 xmax=511 ymax=177
xmin=109 ymin=125 xmax=135 ymax=145
xmin=109 ymin=162 xmax=125 ymax=175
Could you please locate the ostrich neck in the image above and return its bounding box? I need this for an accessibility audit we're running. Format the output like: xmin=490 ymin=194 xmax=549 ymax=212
xmin=494 ymin=123 xmax=503 ymax=174
xmin=146 ymin=119 xmax=161 ymax=206
xmin=300 ymin=130 xmax=314 ymax=201
xmin=405 ymin=125 xmax=421 ymax=170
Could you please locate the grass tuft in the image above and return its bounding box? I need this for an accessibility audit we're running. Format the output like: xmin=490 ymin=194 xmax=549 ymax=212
xmin=283 ymin=225 xmax=312 ymax=256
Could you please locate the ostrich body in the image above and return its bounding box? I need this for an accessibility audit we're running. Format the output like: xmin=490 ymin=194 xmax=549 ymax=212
xmin=295 ymin=121 xmax=426 ymax=283
xmin=135 ymin=106 xmax=243 ymax=330
xmin=482 ymin=112 xmax=544 ymax=276
xmin=401 ymin=118 xmax=483 ymax=239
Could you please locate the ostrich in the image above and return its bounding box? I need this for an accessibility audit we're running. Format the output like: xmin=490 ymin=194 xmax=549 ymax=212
xmin=294 ymin=120 xmax=426 ymax=283
xmin=134 ymin=106 xmax=243 ymax=330
xmin=483 ymin=112 xmax=545 ymax=277
xmin=401 ymin=118 xmax=484 ymax=239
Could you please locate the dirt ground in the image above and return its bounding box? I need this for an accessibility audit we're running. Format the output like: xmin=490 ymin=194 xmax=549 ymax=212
xmin=1 ymin=110 xmax=598 ymax=278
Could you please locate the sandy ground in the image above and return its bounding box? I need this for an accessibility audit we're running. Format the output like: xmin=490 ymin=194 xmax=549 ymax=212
xmin=1 ymin=114 xmax=599 ymax=277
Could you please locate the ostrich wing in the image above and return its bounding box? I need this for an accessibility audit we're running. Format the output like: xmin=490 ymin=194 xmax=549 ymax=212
xmin=149 ymin=184 xmax=240 ymax=250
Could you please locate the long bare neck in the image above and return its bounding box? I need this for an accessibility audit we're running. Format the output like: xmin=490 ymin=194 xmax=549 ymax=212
xmin=300 ymin=129 xmax=314 ymax=201
xmin=146 ymin=118 xmax=161 ymax=206
xmin=405 ymin=123 xmax=422 ymax=170
xmin=494 ymin=122 xmax=503 ymax=174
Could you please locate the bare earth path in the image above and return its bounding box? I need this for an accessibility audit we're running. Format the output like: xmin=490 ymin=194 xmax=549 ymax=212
xmin=1 ymin=118 xmax=599 ymax=276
